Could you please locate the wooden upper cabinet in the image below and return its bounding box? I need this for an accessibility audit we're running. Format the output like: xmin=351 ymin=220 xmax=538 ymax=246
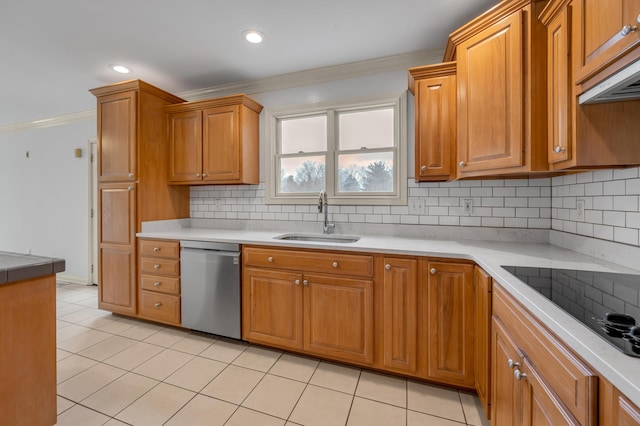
xmin=446 ymin=0 xmax=549 ymax=178
xmin=96 ymin=91 xmax=137 ymax=182
xmin=424 ymin=260 xmax=475 ymax=388
xmin=168 ymin=109 xmax=202 ymax=182
xmin=574 ymin=0 xmax=640 ymax=86
xmin=408 ymin=63 xmax=456 ymax=181
xmin=167 ymin=95 xmax=263 ymax=185
xmin=203 ymin=105 xmax=240 ymax=182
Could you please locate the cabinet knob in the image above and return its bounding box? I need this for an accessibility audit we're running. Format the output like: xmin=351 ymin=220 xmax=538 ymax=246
xmin=154 ymin=302 xmax=162 ymax=308
xmin=430 ymin=267 xmax=437 ymax=274
xmin=294 ymin=279 xmax=300 ymax=285
xmin=153 ymin=282 xmax=161 ymax=287
xmin=202 ymin=173 xmax=207 ymax=177
xmin=507 ymin=359 xmax=520 ymax=369
xmin=554 ymin=145 xmax=566 ymax=153
xmin=332 ymin=261 xmax=338 ymax=268
xmin=514 ymin=369 xmax=527 ymax=381
xmin=459 ymin=161 xmax=466 ymax=167
xmin=153 ymin=264 xmax=160 ymax=270
xmin=303 ymin=279 xmax=309 ymax=286
xmin=621 ymin=24 xmax=638 ymax=36
xmin=153 ymin=247 xmax=160 ymax=252
xmin=196 ymin=173 xmax=201 ymax=177
xmin=385 ymin=264 xmax=391 ymax=270
xmin=128 ymin=186 xmax=134 ymax=191
xmin=420 ymin=165 xmax=427 ymax=172
xmin=128 ymin=173 xmax=134 ymax=178
xmin=267 ymin=256 xmax=273 ymax=263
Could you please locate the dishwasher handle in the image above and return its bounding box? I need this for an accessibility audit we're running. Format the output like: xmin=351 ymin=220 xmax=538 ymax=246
xmin=180 ymin=240 xmax=240 ymax=252
xmin=181 ymin=247 xmax=240 ymax=258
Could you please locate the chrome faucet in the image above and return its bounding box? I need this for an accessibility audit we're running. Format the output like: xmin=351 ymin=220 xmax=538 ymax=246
xmin=318 ymin=191 xmax=335 ymax=234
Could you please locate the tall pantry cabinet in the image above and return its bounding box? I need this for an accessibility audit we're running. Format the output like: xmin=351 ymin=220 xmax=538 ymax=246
xmin=90 ymin=80 xmax=190 ymax=316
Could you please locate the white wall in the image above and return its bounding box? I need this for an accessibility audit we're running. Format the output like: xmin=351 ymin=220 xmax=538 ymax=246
xmin=0 ymin=119 xmax=96 ymax=282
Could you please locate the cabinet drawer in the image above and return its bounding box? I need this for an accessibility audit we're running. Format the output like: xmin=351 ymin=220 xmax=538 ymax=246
xmin=493 ymin=285 xmax=597 ymax=426
xmin=243 ymin=246 xmax=374 ymax=277
xmin=140 ymin=258 xmax=179 ymax=276
xmin=139 ymin=291 xmax=180 ymax=325
xmin=140 ymin=274 xmax=180 ymax=295
xmin=139 ymin=239 xmax=179 ymax=259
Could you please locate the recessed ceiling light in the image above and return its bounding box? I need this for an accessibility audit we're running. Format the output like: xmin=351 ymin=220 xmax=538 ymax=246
xmin=243 ymin=30 xmax=264 ymax=44
xmin=109 ymin=64 xmax=131 ymax=74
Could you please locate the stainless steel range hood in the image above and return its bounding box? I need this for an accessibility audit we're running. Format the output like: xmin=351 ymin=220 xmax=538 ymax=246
xmin=579 ymin=58 xmax=640 ymax=104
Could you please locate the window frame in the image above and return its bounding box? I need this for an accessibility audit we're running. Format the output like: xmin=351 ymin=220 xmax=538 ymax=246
xmin=264 ymin=93 xmax=407 ymax=205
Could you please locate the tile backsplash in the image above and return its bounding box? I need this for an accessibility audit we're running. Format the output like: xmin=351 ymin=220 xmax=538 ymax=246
xmin=190 ymin=166 xmax=640 ymax=248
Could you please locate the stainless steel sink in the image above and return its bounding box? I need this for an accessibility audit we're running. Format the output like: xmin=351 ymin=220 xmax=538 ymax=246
xmin=274 ymin=233 xmax=360 ymax=243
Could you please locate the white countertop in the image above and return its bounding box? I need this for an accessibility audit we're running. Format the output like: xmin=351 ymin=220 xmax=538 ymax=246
xmin=138 ymin=226 xmax=640 ymax=406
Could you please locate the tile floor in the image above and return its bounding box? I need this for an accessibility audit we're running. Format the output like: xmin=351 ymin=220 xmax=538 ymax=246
xmin=55 ymin=282 xmax=490 ymax=426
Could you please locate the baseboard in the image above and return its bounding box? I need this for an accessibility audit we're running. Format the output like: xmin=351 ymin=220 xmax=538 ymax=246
xmin=56 ymin=274 xmax=92 ymax=286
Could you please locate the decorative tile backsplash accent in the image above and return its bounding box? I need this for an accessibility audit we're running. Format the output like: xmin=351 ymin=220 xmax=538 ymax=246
xmin=190 ymin=167 xmax=640 ymax=248
xmin=552 ymin=167 xmax=640 ymax=247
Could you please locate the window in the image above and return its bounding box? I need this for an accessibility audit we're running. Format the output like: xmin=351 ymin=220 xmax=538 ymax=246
xmin=265 ymin=94 xmax=407 ymax=205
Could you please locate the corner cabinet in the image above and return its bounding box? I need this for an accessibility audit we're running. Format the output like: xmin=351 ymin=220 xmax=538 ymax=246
xmin=408 ymin=63 xmax=457 ymax=181
xmin=447 ymin=0 xmax=549 ymax=178
xmin=167 ymin=95 xmax=263 ymax=185
xmin=90 ymin=80 xmax=190 ymax=317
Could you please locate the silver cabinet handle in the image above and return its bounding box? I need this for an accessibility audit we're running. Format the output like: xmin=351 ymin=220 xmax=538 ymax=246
xmin=459 ymin=161 xmax=466 ymax=167
xmin=294 ymin=279 xmax=300 ymax=285
xmin=303 ymin=279 xmax=309 ymax=286
xmin=508 ymin=359 xmax=520 ymax=369
xmin=153 ymin=282 xmax=160 ymax=287
xmin=267 ymin=256 xmax=274 ymax=263
xmin=554 ymin=145 xmax=566 ymax=153
xmin=202 ymin=173 xmax=207 ymax=177
xmin=154 ymin=302 xmax=162 ymax=308
xmin=621 ymin=24 xmax=638 ymax=36
xmin=385 ymin=264 xmax=391 ymax=270
xmin=153 ymin=264 xmax=160 ymax=270
xmin=128 ymin=186 xmax=134 ymax=191
xmin=153 ymin=247 xmax=160 ymax=252
xmin=430 ymin=268 xmax=437 ymax=274
xmin=196 ymin=173 xmax=201 ymax=177
xmin=420 ymin=165 xmax=427 ymax=172
xmin=128 ymin=173 xmax=134 ymax=178
xmin=514 ymin=370 xmax=527 ymax=381
xmin=332 ymin=262 xmax=338 ymax=268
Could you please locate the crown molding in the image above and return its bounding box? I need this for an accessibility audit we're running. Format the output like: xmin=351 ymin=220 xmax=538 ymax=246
xmin=0 ymin=49 xmax=443 ymax=134
xmin=0 ymin=110 xmax=96 ymax=135
xmin=178 ymin=49 xmax=444 ymax=101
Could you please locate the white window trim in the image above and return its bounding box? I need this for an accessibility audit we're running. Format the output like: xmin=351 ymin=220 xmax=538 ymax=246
xmin=264 ymin=92 xmax=407 ymax=206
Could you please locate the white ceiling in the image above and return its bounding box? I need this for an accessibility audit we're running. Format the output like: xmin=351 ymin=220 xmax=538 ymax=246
xmin=0 ymin=0 xmax=499 ymax=127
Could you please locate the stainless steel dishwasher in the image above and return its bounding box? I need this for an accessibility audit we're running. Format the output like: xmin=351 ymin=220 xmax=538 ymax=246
xmin=180 ymin=241 xmax=241 ymax=339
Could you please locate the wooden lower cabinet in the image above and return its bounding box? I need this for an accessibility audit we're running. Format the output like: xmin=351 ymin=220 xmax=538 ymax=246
xmin=242 ymin=246 xmax=374 ymax=365
xmin=600 ymin=377 xmax=640 ymax=426
xmin=475 ymin=266 xmax=492 ymax=418
xmin=424 ymin=260 xmax=475 ymax=388
xmin=492 ymin=284 xmax=598 ymax=425
xmin=378 ymin=256 xmax=419 ymax=375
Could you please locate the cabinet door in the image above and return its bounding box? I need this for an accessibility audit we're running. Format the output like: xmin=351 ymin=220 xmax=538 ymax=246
xmin=457 ymin=10 xmax=524 ymax=174
xmin=242 ymin=267 xmax=303 ymax=351
xmin=491 ymin=318 xmax=522 ymax=426
xmin=99 ymin=183 xmax=136 ymax=315
xmin=202 ymin=105 xmax=240 ymax=182
xmin=380 ymin=257 xmax=418 ymax=374
xmin=521 ymin=357 xmax=581 ymax=426
xmin=547 ymin=4 xmax=572 ymax=165
xmin=475 ymin=266 xmax=492 ymax=419
xmin=304 ymin=273 xmax=374 ymax=365
xmin=617 ymin=393 xmax=640 ymax=425
xmin=425 ymin=261 xmax=475 ymax=387
xmin=415 ymin=74 xmax=456 ymax=181
xmin=97 ymin=91 xmax=137 ymax=182
xmin=574 ymin=0 xmax=640 ymax=83
xmin=168 ymin=110 xmax=202 ymax=182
